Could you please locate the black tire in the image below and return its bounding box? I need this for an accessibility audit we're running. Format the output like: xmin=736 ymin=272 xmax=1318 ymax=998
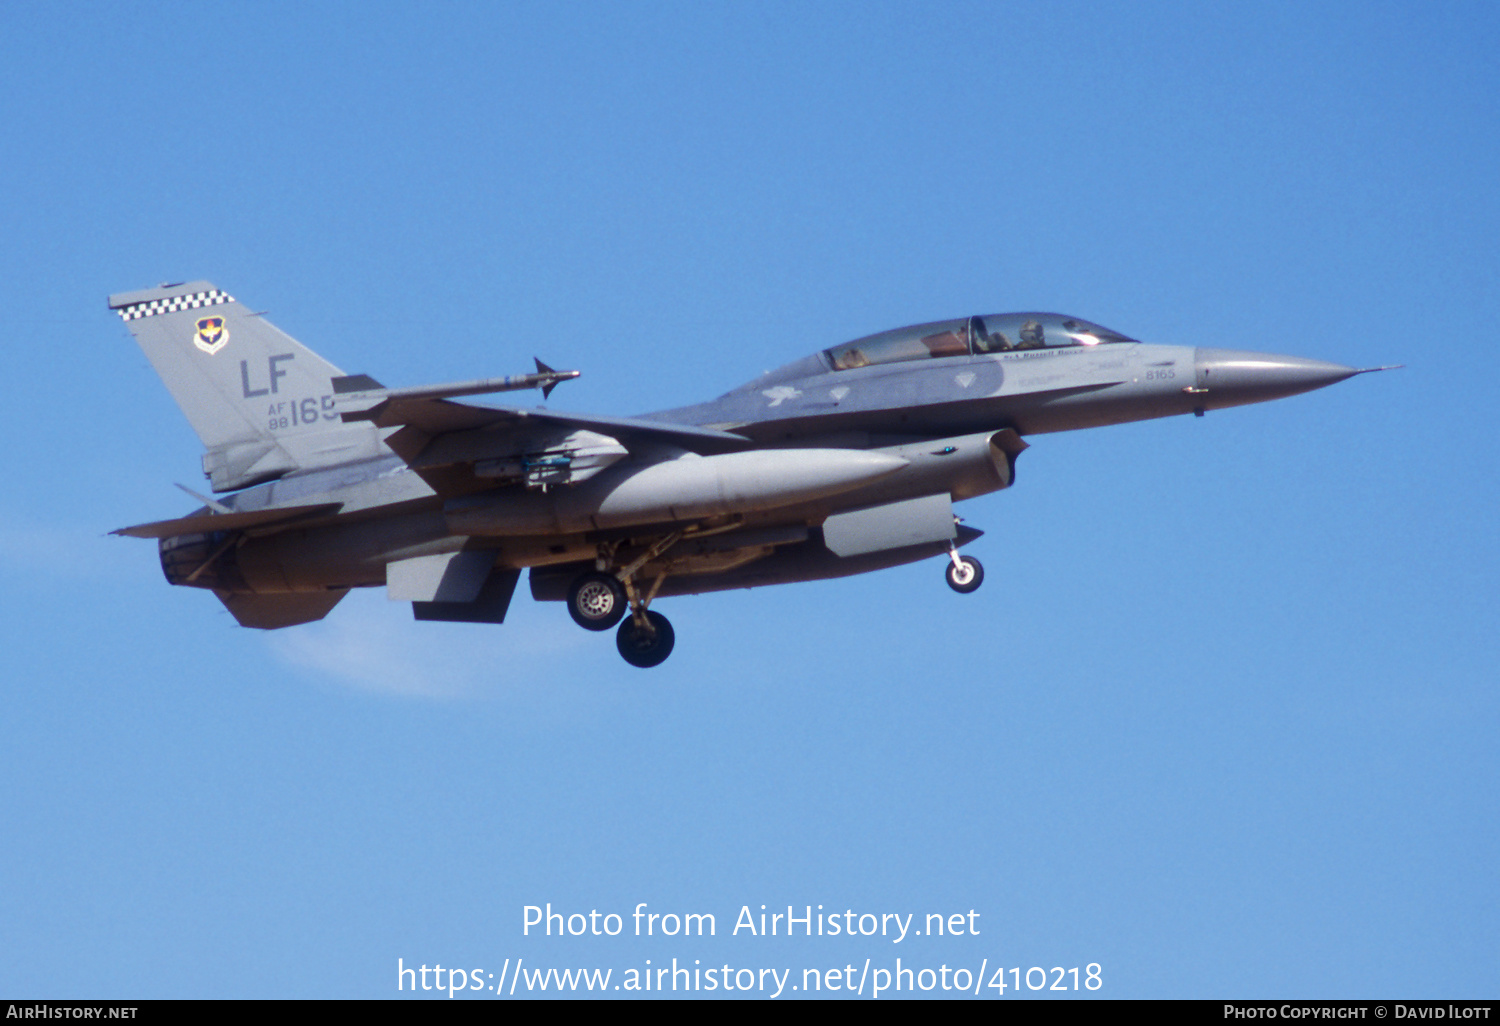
xmin=567 ymin=571 xmax=627 ymax=631
xmin=945 ymin=555 xmax=984 ymax=593
xmin=616 ymin=610 xmax=676 ymax=668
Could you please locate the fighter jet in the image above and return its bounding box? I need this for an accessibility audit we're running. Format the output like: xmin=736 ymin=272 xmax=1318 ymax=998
xmin=111 ymin=282 xmax=1393 ymax=667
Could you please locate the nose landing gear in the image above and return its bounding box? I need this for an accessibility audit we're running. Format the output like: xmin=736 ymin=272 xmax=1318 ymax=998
xmin=945 ymin=545 xmax=983 ymax=593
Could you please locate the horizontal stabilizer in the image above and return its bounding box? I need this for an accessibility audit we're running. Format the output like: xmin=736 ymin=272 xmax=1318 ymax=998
xmin=113 ymin=502 xmax=343 ymax=539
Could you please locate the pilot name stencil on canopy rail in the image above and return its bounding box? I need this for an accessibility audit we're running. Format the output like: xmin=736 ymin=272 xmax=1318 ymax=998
xmin=111 ymin=282 xmax=1397 ymax=668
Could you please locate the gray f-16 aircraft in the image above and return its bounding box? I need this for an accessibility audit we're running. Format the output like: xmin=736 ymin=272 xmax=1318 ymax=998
xmin=112 ymin=281 xmax=1392 ymax=667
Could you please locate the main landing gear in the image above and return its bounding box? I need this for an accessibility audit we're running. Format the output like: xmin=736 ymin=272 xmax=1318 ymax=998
xmin=566 ymin=572 xmax=627 ymax=631
xmin=566 ymin=531 xmax=984 ymax=667
xmin=566 ymin=531 xmax=686 ymax=668
xmin=616 ymin=609 xmax=675 ymax=669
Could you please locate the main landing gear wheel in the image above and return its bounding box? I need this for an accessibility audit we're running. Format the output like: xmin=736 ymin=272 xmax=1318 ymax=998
xmin=567 ymin=571 xmax=627 ymax=631
xmin=616 ymin=610 xmax=675 ymax=668
xmin=946 ymin=555 xmax=984 ymax=593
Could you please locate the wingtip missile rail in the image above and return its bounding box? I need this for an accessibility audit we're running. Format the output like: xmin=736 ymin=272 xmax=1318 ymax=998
xmin=333 ymin=360 xmax=581 ymax=421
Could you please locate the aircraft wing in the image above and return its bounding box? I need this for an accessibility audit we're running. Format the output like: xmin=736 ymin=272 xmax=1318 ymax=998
xmin=341 ymin=393 xmax=752 ymax=453
xmin=113 ymin=502 xmax=344 ymax=539
xmin=337 ymin=387 xmax=755 ymax=496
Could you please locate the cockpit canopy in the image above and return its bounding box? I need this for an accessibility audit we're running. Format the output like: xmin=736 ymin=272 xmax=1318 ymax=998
xmin=823 ymin=313 xmax=1137 ymax=371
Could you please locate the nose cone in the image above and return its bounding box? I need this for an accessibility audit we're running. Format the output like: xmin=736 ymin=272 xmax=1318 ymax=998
xmin=1194 ymin=348 xmax=1360 ymax=408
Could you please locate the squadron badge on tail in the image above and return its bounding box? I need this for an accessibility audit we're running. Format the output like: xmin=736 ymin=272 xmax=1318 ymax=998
xmin=194 ymin=316 xmax=228 ymax=355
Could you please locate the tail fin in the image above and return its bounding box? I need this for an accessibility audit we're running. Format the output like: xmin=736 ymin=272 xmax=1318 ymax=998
xmin=110 ymin=281 xmax=383 ymax=491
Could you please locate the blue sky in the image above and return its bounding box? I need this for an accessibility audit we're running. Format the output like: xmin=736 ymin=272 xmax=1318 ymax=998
xmin=1 ymin=0 xmax=1495 ymax=999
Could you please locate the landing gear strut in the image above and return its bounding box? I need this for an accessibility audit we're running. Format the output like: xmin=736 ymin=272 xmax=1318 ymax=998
xmin=567 ymin=530 xmax=689 ymax=667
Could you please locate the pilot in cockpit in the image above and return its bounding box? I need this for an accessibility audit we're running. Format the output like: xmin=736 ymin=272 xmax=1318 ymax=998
xmin=971 ymin=316 xmax=1012 ymax=352
xmin=831 ymin=346 xmax=870 ymax=370
xmin=1017 ymin=319 xmax=1046 ymax=349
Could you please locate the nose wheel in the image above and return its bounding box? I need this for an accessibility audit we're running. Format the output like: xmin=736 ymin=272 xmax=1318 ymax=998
xmin=945 ymin=551 xmax=983 ymax=593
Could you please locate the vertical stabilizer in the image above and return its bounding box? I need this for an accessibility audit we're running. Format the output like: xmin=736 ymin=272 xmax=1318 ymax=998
xmin=110 ymin=282 xmax=383 ymax=491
